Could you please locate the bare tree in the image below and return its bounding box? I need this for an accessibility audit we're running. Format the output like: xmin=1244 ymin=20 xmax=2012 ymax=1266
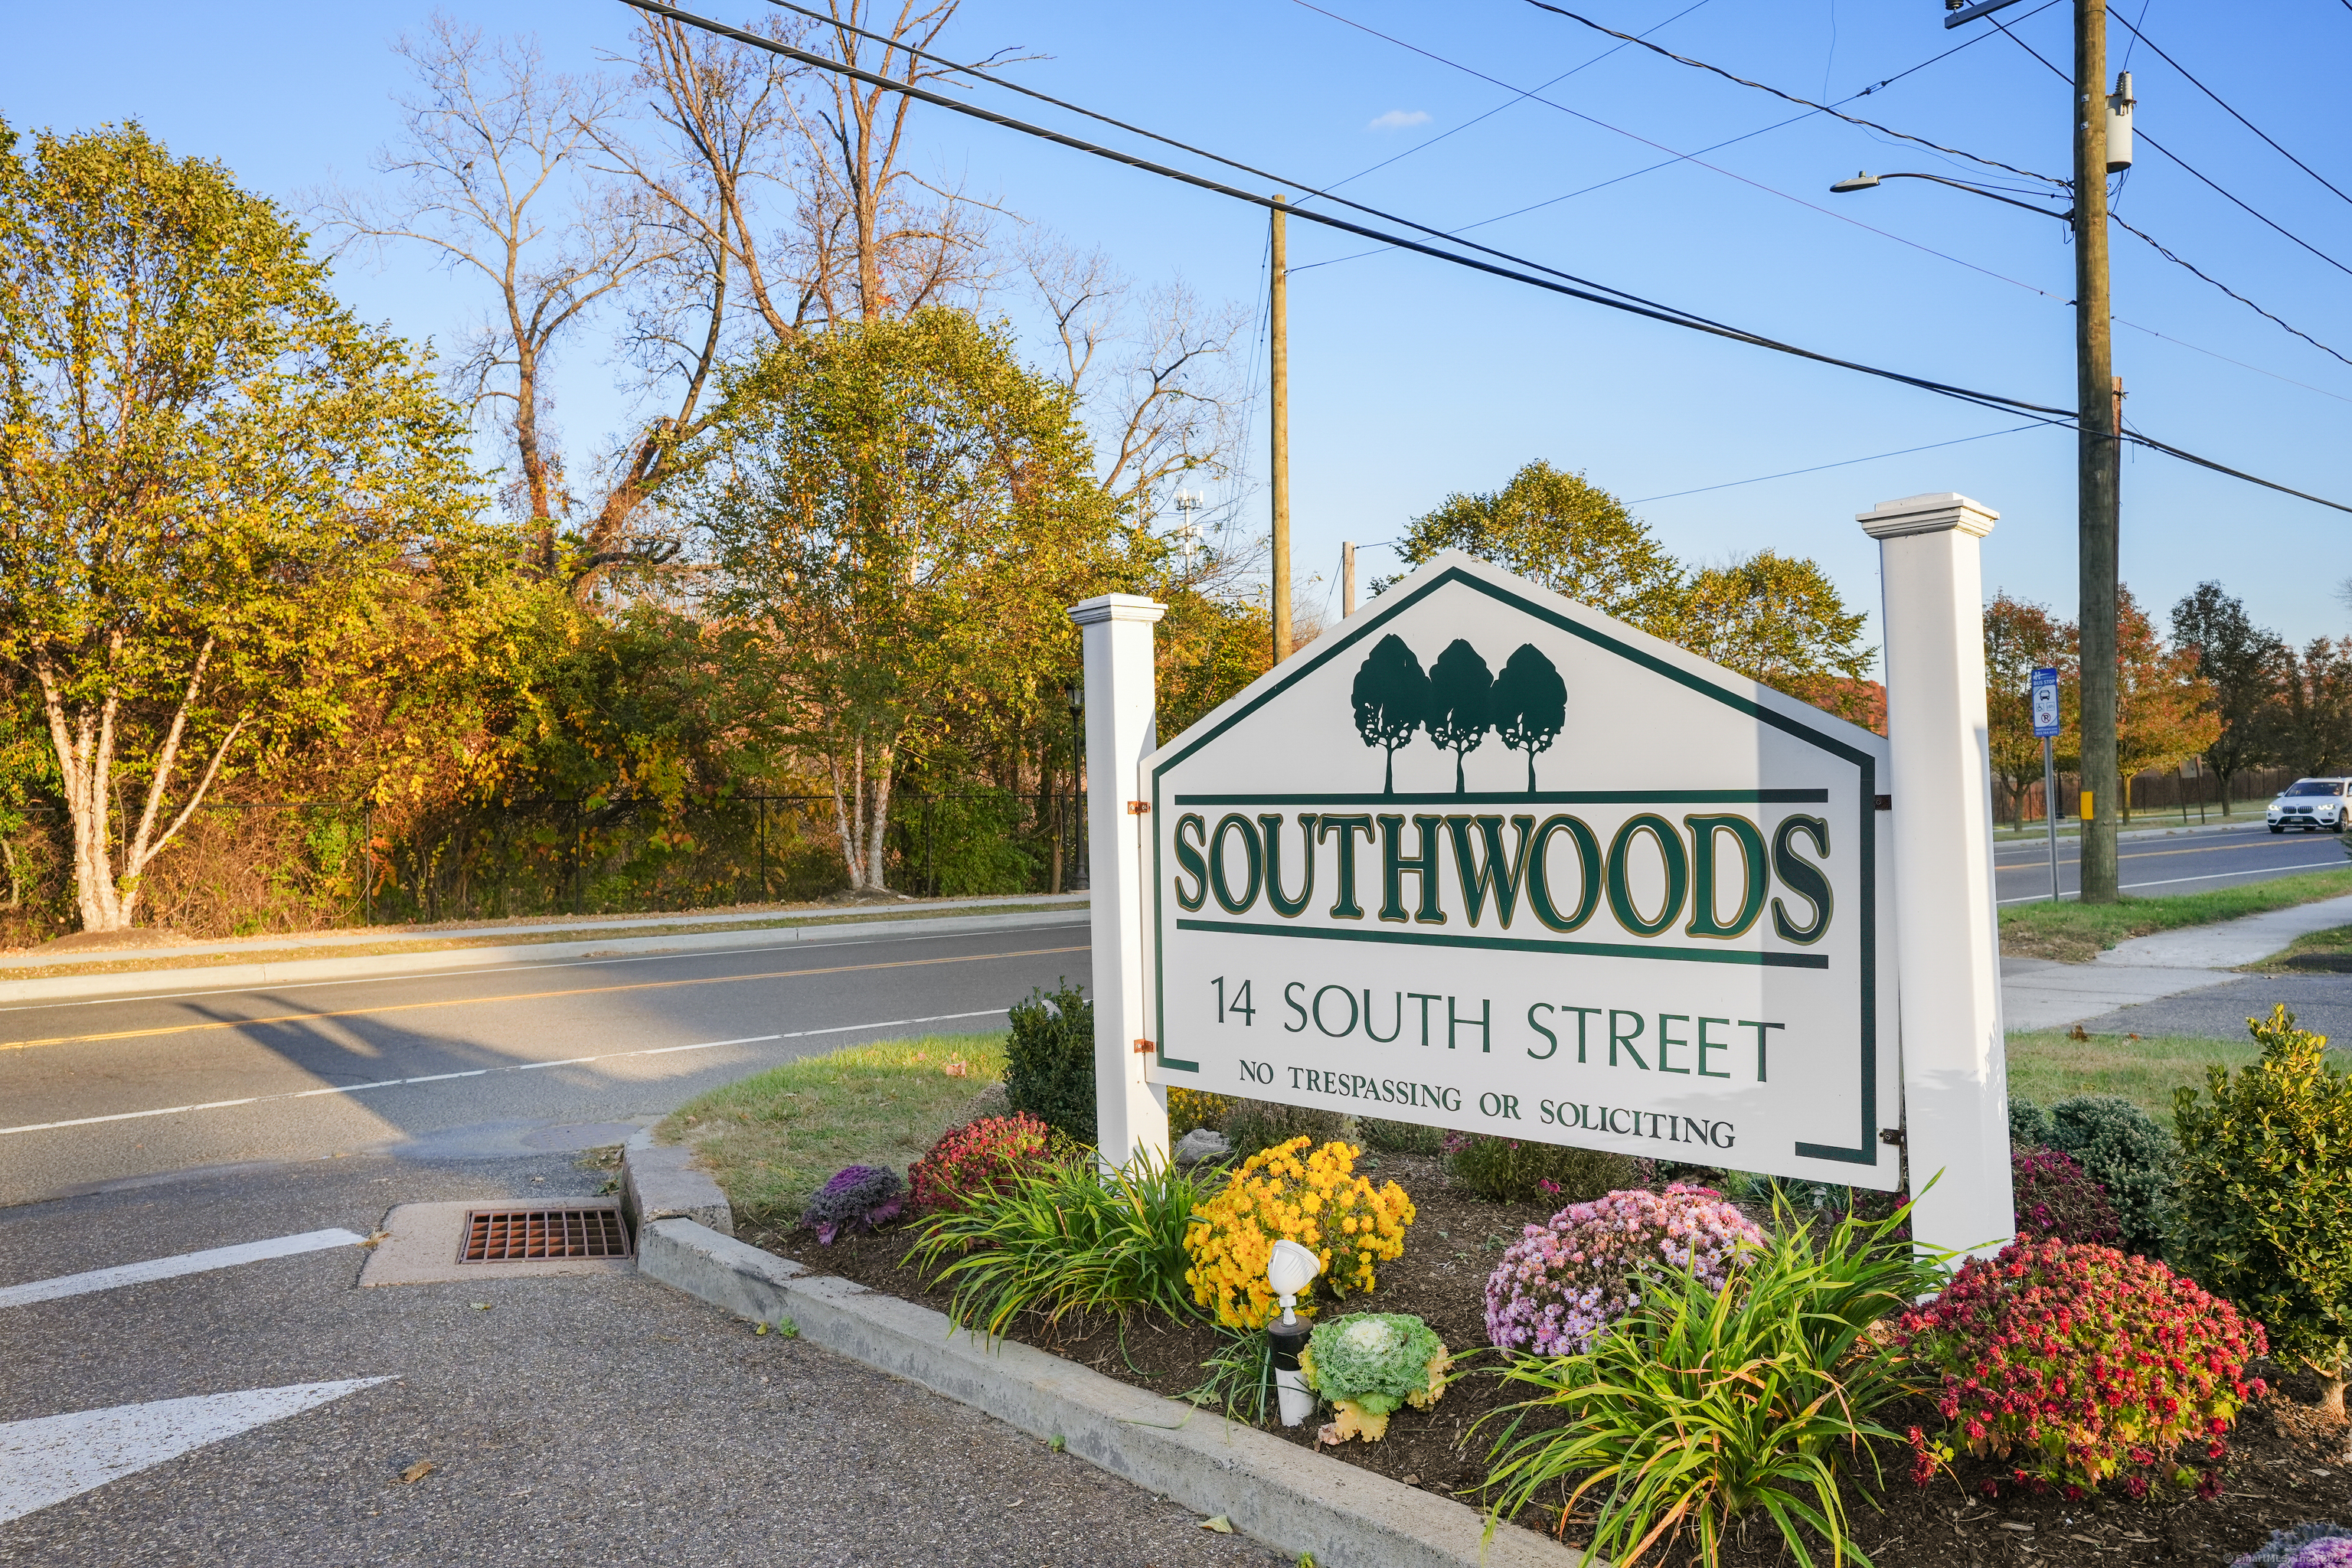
xmin=793 ymin=0 xmax=997 ymax=323
xmin=1024 ymin=236 xmax=1250 ymax=531
xmin=316 ymin=16 xmax=653 ymax=573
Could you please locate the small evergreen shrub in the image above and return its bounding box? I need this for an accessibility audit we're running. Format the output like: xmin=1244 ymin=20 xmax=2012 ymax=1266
xmin=1484 ymin=1184 xmax=1765 ymax=1354
xmin=2041 ymin=1094 xmax=2179 ymax=1256
xmin=910 ymin=1112 xmax=1063 ymax=1212
xmin=1222 ymin=1098 xmax=1347 ymax=1161
xmin=1896 ymin=1237 xmax=2266 ymax=1500
xmin=2011 ymin=1094 xmax=2053 ymax=1149
xmin=1357 ymin=1116 xmax=1447 ymax=1155
xmin=2011 ymin=1148 xmax=2123 ymax=1245
xmin=1300 ymin=1312 xmax=1449 ymax=1442
xmin=2175 ymin=1004 xmax=2352 ymax=1417
xmin=1184 ymin=1138 xmax=1415 ymax=1329
xmin=2233 ymin=1524 xmax=2352 ymax=1568
xmin=1167 ymin=1086 xmax=1239 ymax=1139
xmin=1004 ymin=980 xmax=1094 ymax=1145
xmin=1447 ymin=1135 xmax=1636 ymax=1204
xmin=799 ymin=1165 xmax=906 ymax=1244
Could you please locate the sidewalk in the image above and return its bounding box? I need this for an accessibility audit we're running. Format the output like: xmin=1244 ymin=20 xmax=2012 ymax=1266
xmin=2001 ymin=892 xmax=2352 ymax=1031
xmin=0 ymin=894 xmax=1091 ymax=1007
xmin=1991 ymin=813 xmax=2269 ymax=847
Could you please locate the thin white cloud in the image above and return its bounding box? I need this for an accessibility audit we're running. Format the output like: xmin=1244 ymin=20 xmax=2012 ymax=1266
xmin=1365 ymin=109 xmax=1432 ymax=132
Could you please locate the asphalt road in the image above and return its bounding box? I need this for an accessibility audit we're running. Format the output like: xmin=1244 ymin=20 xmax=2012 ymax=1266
xmin=0 ymin=1152 xmax=1279 ymax=1567
xmin=1993 ymin=820 xmax=2349 ymax=906
xmin=0 ymin=918 xmax=1090 ymax=1207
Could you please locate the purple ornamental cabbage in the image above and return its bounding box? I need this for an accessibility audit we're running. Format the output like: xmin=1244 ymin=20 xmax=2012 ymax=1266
xmin=2289 ymin=1541 xmax=2352 ymax=1568
xmin=801 ymin=1165 xmax=906 ymax=1245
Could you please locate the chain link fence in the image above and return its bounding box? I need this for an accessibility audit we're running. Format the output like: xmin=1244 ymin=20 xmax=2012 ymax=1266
xmin=0 ymin=788 xmax=1086 ymax=947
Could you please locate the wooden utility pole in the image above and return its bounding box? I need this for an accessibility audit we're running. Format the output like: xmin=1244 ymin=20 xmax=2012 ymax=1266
xmin=1342 ymin=541 xmax=1356 ymax=619
xmin=2074 ymin=0 xmax=2121 ymax=902
xmin=1269 ymin=195 xmax=1292 ymax=664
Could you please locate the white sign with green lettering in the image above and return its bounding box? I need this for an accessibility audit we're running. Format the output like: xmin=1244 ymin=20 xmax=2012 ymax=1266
xmin=1141 ymin=552 xmax=1900 ymax=1190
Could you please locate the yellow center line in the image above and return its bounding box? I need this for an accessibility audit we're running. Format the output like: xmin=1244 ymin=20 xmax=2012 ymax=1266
xmin=0 ymin=945 xmax=1087 ymax=1055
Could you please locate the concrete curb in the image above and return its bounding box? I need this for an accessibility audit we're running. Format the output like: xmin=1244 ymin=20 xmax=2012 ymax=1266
xmin=0 ymin=906 xmax=1091 ymax=1006
xmin=633 ymin=1213 xmax=1584 ymax=1568
xmin=622 ymin=1142 xmax=734 ymax=1236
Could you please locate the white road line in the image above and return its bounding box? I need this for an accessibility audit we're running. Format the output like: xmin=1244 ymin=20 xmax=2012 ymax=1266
xmin=0 ymin=1379 xmax=390 ymax=1523
xmin=0 ymin=1229 xmax=368 ymax=1310
xmin=0 ymin=1009 xmax=1010 ymax=1138
xmin=1997 ymin=859 xmax=2344 ymax=905
xmin=0 ymin=917 xmax=1085 ymax=1016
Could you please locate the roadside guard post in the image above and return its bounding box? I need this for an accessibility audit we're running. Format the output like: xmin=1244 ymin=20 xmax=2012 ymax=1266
xmin=1860 ymin=493 xmax=2016 ymax=1260
xmin=2031 ymin=665 xmax=2063 ymax=903
xmin=1070 ymin=593 xmax=1171 ymax=1172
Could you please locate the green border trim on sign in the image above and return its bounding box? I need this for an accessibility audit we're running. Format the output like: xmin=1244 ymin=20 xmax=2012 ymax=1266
xmin=1174 ymin=918 xmax=1832 ymax=968
xmin=1148 ymin=565 xmax=1883 ymax=1168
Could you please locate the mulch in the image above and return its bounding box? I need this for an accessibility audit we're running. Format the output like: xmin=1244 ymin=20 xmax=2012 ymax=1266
xmin=746 ymin=1152 xmax=2352 ymax=1566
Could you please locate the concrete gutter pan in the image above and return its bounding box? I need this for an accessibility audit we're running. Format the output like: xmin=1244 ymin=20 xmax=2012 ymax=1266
xmin=623 ymin=1150 xmax=1586 ymax=1567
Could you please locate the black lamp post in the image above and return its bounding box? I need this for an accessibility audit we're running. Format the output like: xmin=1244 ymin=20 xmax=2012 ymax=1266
xmin=1065 ymin=681 xmax=1087 ymax=890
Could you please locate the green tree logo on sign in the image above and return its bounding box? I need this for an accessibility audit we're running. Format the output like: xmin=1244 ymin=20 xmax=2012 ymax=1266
xmin=1352 ymin=636 xmax=1566 ymax=793
xmin=1351 ymin=634 xmax=1428 ymax=795
xmin=1494 ymin=643 xmax=1566 ymax=792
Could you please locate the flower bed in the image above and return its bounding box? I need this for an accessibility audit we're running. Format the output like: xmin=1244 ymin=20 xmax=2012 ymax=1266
xmin=738 ymin=1146 xmax=2346 ymax=1568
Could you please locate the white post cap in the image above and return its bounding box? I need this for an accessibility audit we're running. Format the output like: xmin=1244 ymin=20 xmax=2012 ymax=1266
xmin=1068 ymin=593 xmax=1168 ymax=626
xmin=1855 ymin=492 xmax=1999 ymax=541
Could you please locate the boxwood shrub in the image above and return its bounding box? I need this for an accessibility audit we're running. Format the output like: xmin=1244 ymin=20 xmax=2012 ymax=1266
xmin=1004 ymin=981 xmax=1094 ymax=1145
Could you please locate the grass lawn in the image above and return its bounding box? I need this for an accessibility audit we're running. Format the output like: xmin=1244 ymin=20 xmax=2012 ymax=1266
xmin=2005 ymin=1027 xmax=2272 ymax=1118
xmin=1998 ymin=866 xmax=2352 ymax=962
xmin=658 ymin=1032 xmax=1007 ymax=1229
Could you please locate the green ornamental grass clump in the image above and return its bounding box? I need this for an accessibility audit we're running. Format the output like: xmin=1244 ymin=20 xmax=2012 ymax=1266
xmin=2175 ymin=1004 xmax=2352 ymax=1419
xmin=1302 ymin=1312 xmax=1450 ymax=1442
xmin=1481 ymin=1197 xmax=1941 ymax=1568
xmin=1004 ymin=981 xmax=1095 ymax=1145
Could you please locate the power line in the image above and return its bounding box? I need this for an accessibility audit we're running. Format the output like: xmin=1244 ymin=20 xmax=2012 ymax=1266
xmin=2113 ymin=316 xmax=2352 ymax=407
xmin=1292 ymin=0 xmax=1720 ymax=208
xmin=2106 ymin=11 xmax=2352 ymax=211
xmin=1514 ymin=0 xmax=2067 ymax=185
xmin=2108 ymin=212 xmax=2352 ymax=369
xmin=1627 ymin=423 xmax=2047 ymax=504
xmin=615 ymin=0 xmax=2352 ymax=518
xmin=1289 ymin=2 xmax=2066 ymax=300
xmin=1984 ymin=11 xmax=2352 ymax=281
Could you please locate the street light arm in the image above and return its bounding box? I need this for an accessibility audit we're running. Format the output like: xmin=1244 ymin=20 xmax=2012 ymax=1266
xmin=1841 ymin=171 xmax=2075 ymax=223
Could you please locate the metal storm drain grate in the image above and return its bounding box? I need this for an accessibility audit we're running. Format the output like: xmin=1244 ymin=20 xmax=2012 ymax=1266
xmin=458 ymin=1207 xmax=633 ymax=1263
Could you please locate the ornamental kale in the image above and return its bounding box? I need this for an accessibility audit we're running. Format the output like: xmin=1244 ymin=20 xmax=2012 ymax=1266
xmin=1895 ymin=1236 xmax=2266 ymax=1501
xmin=1483 ymin=1184 xmax=1764 ymax=1355
xmin=800 ymin=1164 xmax=906 ymax=1244
xmin=2288 ymin=1540 xmax=2352 ymax=1568
xmin=1301 ymin=1312 xmax=1449 ymax=1442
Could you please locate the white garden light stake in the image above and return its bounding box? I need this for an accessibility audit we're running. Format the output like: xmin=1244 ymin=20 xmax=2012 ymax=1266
xmin=1266 ymin=1239 xmax=1321 ymax=1426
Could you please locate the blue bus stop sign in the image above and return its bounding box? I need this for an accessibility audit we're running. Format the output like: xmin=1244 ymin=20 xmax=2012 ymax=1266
xmin=2030 ymin=667 xmax=2060 ymax=738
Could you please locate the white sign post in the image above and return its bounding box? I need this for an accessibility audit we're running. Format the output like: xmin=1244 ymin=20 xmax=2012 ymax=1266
xmin=1109 ymin=551 xmax=1904 ymax=1194
xmin=1859 ymin=493 xmax=2015 ymax=1259
xmin=1070 ymin=593 xmax=1172 ymax=1171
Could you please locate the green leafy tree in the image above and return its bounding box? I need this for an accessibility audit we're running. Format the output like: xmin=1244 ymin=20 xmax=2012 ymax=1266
xmin=1351 ymin=635 xmax=1428 ymax=795
xmin=1426 ymin=639 xmax=1493 ymax=794
xmin=1394 ymin=460 xmax=1683 ymax=629
xmin=1677 ymin=550 xmax=1874 ymax=697
xmin=0 ymin=121 xmax=477 ymax=933
xmin=2174 ymin=1005 xmax=2352 ymax=1419
xmin=2171 ymin=583 xmax=2285 ymax=814
xmin=1491 ymin=643 xmax=1565 ymax=792
xmin=692 ymin=309 xmax=1119 ymax=890
xmin=2270 ymin=637 xmax=2352 ymax=779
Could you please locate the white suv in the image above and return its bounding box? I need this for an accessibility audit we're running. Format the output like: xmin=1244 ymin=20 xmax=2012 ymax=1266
xmin=2268 ymin=777 xmax=2352 ymax=832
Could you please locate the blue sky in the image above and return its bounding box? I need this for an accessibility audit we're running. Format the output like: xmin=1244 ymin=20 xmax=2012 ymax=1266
xmin=8 ymin=0 xmax=2348 ymax=662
